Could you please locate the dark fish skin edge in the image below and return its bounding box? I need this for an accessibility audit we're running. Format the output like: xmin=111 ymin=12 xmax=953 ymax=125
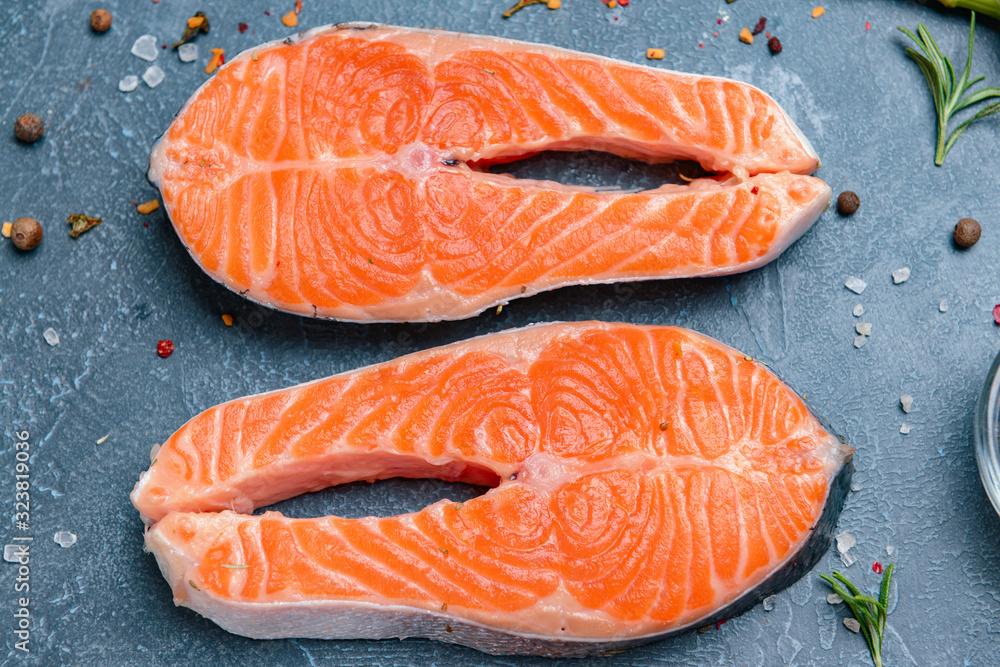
xmin=314 ymin=457 xmax=853 ymax=659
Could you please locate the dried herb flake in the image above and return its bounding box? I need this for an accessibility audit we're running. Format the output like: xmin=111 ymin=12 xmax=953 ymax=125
xmin=67 ymin=214 xmax=101 ymax=238
xmin=173 ymin=12 xmax=211 ymax=49
xmin=503 ymin=0 xmax=547 ymax=18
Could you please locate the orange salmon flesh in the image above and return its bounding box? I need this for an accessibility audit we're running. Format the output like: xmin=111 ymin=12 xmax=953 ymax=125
xmin=133 ymin=322 xmax=852 ymax=656
xmin=149 ymin=23 xmax=831 ymax=322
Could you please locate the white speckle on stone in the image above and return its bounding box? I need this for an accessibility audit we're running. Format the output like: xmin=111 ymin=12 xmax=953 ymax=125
xmin=854 ymin=335 xmax=867 ymax=349
xmin=900 ymin=395 xmax=913 ymax=413
xmin=827 ymin=593 xmax=843 ymax=605
xmin=119 ymin=75 xmax=139 ymax=93
xmin=845 ymin=277 xmax=867 ymax=294
xmin=887 ymin=545 xmax=895 ymax=556
xmin=840 ymin=550 xmax=857 ymax=567
xmin=178 ymin=43 xmax=199 ymax=63
xmin=131 ymin=35 xmax=160 ymax=62
xmin=3 ymin=544 xmax=28 ymax=563
xmin=836 ymin=530 xmax=856 ymax=554
xmin=142 ymin=65 xmax=165 ymax=88
xmin=892 ymin=267 xmax=910 ymax=284
xmin=900 ymin=424 xmax=911 ymax=434
xmin=53 ymin=531 xmax=77 ymax=548
xmin=939 ymin=299 xmax=948 ymax=313
xmin=856 ymin=322 xmax=872 ymax=336
xmin=43 ymin=327 xmax=60 ymax=346
xmin=844 ymin=617 xmax=861 ymax=633
xmin=853 ymin=304 xmax=864 ymax=317
xmin=762 ymin=595 xmax=776 ymax=611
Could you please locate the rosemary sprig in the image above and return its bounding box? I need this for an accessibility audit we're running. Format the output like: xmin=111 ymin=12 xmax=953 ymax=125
xmin=820 ymin=564 xmax=895 ymax=667
xmin=899 ymin=12 xmax=1000 ymax=165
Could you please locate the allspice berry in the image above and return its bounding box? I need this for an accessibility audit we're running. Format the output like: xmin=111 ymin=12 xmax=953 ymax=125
xmin=953 ymin=217 xmax=981 ymax=248
xmin=13 ymin=113 xmax=45 ymax=143
xmin=837 ymin=191 xmax=860 ymax=215
xmin=11 ymin=217 xmax=43 ymax=251
xmin=90 ymin=9 xmax=112 ymax=32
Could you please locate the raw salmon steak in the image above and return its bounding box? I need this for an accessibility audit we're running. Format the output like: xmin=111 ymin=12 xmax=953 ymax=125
xmin=149 ymin=24 xmax=831 ymax=322
xmin=133 ymin=322 xmax=852 ymax=657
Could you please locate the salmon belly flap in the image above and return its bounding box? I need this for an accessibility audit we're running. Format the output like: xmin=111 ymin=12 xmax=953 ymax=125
xmin=134 ymin=322 xmax=852 ymax=656
xmin=149 ymin=23 xmax=831 ymax=322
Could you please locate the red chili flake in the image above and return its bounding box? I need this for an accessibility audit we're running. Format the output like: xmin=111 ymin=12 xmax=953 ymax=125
xmin=264 ymin=10 xmax=271 ymax=15
xmin=239 ymin=22 xmax=249 ymax=33
xmin=768 ymin=36 xmax=782 ymax=54
xmin=865 ymin=21 xmax=871 ymax=31
xmin=751 ymin=186 xmax=759 ymax=195
xmin=157 ymin=340 xmax=175 ymax=358
xmin=698 ymin=43 xmax=704 ymax=48
xmin=130 ymin=200 xmax=139 ymax=206
xmin=618 ymin=0 xmax=629 ymax=5
xmin=143 ymin=222 xmax=149 ymax=228
xmin=713 ymin=32 xmax=718 ymax=37
xmin=993 ymin=305 xmax=1000 ymax=325
xmin=717 ymin=18 xmax=722 ymax=25
xmin=294 ymin=0 xmax=303 ymax=13
xmin=752 ymin=17 xmax=767 ymax=35
xmin=716 ymin=619 xmax=728 ymax=629
xmin=872 ymin=561 xmax=884 ymax=574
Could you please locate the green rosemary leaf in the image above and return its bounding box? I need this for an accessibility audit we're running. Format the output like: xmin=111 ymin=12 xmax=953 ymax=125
xmin=878 ymin=563 xmax=894 ymax=609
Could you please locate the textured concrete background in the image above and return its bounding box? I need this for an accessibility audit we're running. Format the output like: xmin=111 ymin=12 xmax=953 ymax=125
xmin=1 ymin=0 xmax=999 ymax=665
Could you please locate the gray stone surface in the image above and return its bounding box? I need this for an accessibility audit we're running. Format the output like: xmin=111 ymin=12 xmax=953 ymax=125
xmin=1 ymin=0 xmax=999 ymax=665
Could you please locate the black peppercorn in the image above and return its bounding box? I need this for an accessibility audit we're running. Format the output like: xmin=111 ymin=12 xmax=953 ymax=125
xmin=10 ymin=217 xmax=43 ymax=251
xmin=90 ymin=9 xmax=112 ymax=33
xmin=953 ymin=217 xmax=981 ymax=248
xmin=14 ymin=113 xmax=45 ymax=143
xmin=768 ymin=36 xmax=782 ymax=54
xmin=837 ymin=191 xmax=860 ymax=215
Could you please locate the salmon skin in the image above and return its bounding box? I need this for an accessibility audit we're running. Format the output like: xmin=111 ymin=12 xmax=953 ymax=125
xmin=149 ymin=23 xmax=831 ymax=323
xmin=133 ymin=322 xmax=852 ymax=657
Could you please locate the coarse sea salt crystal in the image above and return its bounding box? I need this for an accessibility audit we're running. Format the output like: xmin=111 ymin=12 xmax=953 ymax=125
xmin=892 ymin=267 xmax=910 ymax=284
xmin=43 ymin=327 xmax=60 ymax=346
xmin=900 ymin=395 xmax=913 ymax=413
xmin=856 ymin=322 xmax=872 ymax=336
xmin=119 ymin=75 xmax=139 ymax=93
xmin=3 ymin=544 xmax=27 ymax=563
xmin=851 ymin=482 xmax=863 ymax=491
xmin=887 ymin=545 xmax=895 ymax=556
xmin=53 ymin=531 xmax=77 ymax=548
xmin=939 ymin=299 xmax=948 ymax=313
xmin=854 ymin=335 xmax=867 ymax=349
xmin=845 ymin=277 xmax=867 ymax=294
xmin=178 ymin=43 xmax=199 ymax=63
xmin=840 ymin=550 xmax=857 ymax=567
xmin=900 ymin=424 xmax=911 ymax=434
xmin=762 ymin=595 xmax=776 ymax=611
xmin=844 ymin=618 xmax=861 ymax=633
xmin=827 ymin=593 xmax=843 ymax=605
xmin=142 ymin=65 xmax=165 ymax=88
xmin=853 ymin=304 xmax=864 ymax=317
xmin=131 ymin=35 xmax=159 ymax=62
xmin=836 ymin=530 xmax=856 ymax=554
